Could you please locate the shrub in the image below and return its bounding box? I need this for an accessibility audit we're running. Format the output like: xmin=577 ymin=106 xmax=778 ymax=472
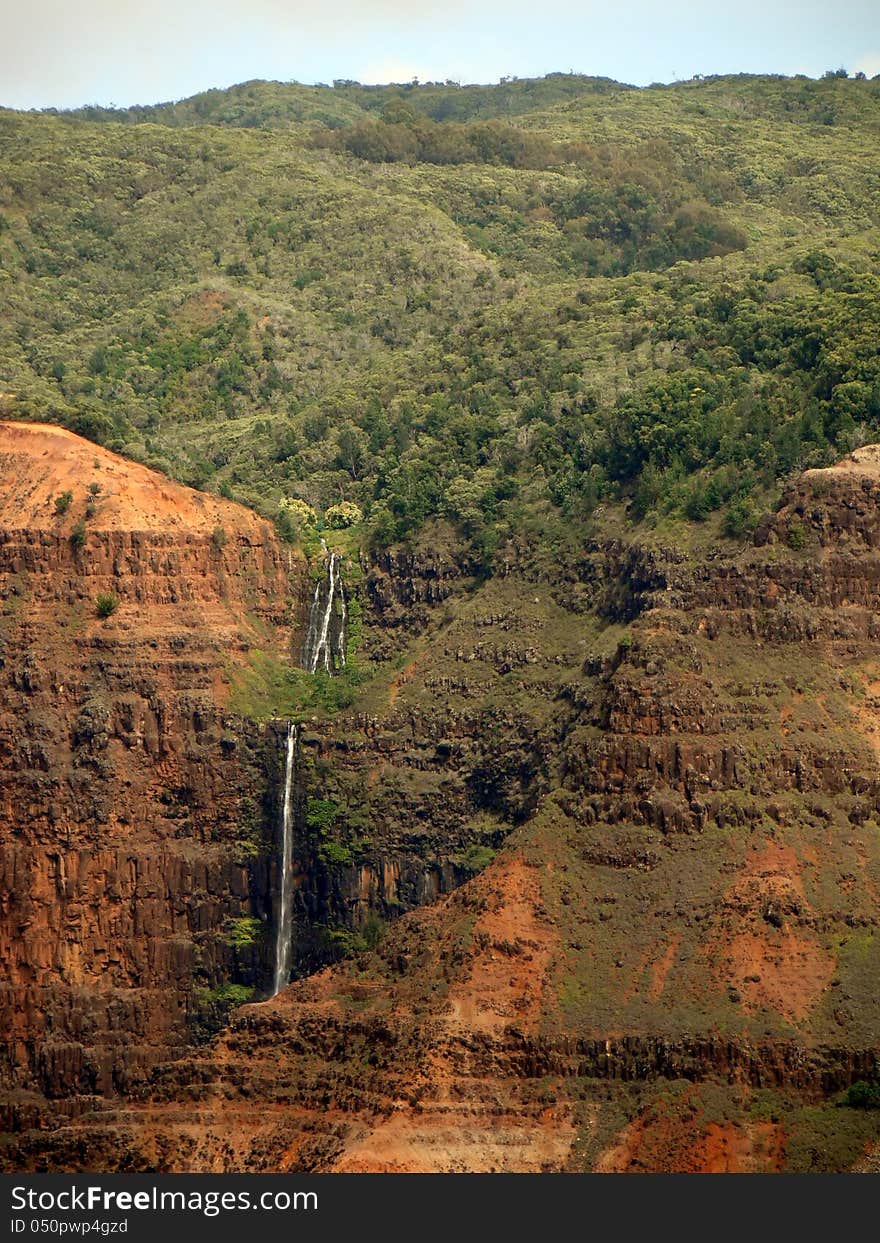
xmin=196 ymin=983 xmax=255 ymax=1009
xmin=54 ymin=490 xmax=73 ymax=515
xmin=283 ymin=498 xmax=318 ymax=526
xmin=722 ymin=498 xmax=757 ymax=539
xmin=322 ymin=927 xmax=367 ymax=957
xmin=222 ymin=916 xmax=262 ymax=948
xmin=361 ymin=914 xmax=386 ymax=949
xmin=459 ymin=844 xmax=497 ymax=875
xmin=319 ymin=840 xmax=355 ymax=867
xmin=211 ymin=524 xmax=227 ymax=550
xmin=325 ymin=501 xmax=363 ymax=529
xmin=87 ymin=481 xmax=101 ymax=496
xmin=842 ymin=1081 xmax=880 ymax=1110
xmin=786 ymin=520 xmax=807 ymax=550
xmin=306 ymin=797 xmax=338 ymax=832
xmin=271 ymin=511 xmax=293 ymax=549
xmin=69 ymin=520 xmax=87 ymax=549
xmin=95 ymin=591 xmax=119 ymax=618
xmin=683 ymin=483 xmax=718 ymax=522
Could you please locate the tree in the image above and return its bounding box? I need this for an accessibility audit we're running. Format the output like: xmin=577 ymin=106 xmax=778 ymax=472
xmin=335 ymin=425 xmax=369 ymax=480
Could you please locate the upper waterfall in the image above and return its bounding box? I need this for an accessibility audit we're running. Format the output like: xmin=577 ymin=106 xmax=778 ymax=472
xmin=301 ymin=552 xmax=347 ymax=674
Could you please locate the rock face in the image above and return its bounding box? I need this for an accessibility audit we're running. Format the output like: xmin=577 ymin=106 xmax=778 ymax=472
xmin=0 ymin=422 xmax=305 ymax=1112
xmin=0 ymin=426 xmax=536 ymax=1139
xmin=3 ymin=431 xmax=880 ymax=1173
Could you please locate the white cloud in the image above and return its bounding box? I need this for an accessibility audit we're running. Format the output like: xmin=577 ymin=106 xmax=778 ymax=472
xmin=357 ymin=59 xmax=448 ymax=85
xmin=853 ymin=51 xmax=880 ymax=77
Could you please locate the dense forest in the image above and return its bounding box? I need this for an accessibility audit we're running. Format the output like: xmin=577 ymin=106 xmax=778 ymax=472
xmin=1 ymin=71 xmax=879 ymax=558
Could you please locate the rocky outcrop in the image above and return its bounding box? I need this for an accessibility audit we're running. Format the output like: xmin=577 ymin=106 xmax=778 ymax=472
xmin=363 ymin=542 xmax=479 ymax=639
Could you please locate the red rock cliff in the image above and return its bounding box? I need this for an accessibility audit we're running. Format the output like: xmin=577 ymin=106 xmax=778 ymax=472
xmin=0 ymin=421 xmax=304 ymax=1114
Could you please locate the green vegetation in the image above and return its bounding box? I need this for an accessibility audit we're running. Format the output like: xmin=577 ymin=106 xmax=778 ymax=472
xmin=458 ymin=844 xmax=497 ymax=875
xmin=842 ymin=1081 xmax=880 ymax=1110
xmin=222 ymin=916 xmax=263 ymax=949
xmin=1 ymin=72 xmax=878 ymax=561
xmin=305 ymin=796 xmax=369 ymax=868
xmin=95 ymin=591 xmax=119 ymax=618
xmin=318 ymin=840 xmax=355 ymax=866
xmin=325 ymin=501 xmax=363 ymax=529
xmin=194 ymin=982 xmax=255 ymax=1008
xmin=54 ymin=491 xmax=73 ymax=515
xmin=319 ymin=914 xmax=386 ymax=960
xmin=306 ymin=797 xmax=339 ymax=833
xmin=228 ymin=650 xmax=370 ymax=720
xmin=229 ymin=795 xmax=264 ymax=863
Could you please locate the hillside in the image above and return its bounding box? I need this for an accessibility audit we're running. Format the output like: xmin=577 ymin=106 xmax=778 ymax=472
xmin=1 ymin=73 xmax=879 ymax=558
xmin=1 ymin=72 xmax=880 ymax=1174
xmin=58 ymin=74 xmax=627 ymax=128
xmin=0 ymin=419 xmax=265 ymax=534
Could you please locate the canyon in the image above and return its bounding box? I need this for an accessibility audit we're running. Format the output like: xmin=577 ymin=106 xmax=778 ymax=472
xmin=2 ymin=421 xmax=880 ymax=1172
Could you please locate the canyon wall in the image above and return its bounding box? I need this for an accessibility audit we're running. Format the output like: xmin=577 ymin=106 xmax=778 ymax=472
xmin=3 ymin=428 xmax=880 ymax=1172
xmin=0 ymin=422 xmax=306 ymax=1115
xmin=0 ymin=424 xmax=526 ymax=1131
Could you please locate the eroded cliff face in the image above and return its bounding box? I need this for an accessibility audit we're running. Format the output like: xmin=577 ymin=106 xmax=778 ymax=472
xmin=0 ymin=422 xmax=307 ymax=1117
xmin=4 ymin=435 xmax=880 ymax=1173
xmin=0 ymin=430 xmax=549 ymax=1138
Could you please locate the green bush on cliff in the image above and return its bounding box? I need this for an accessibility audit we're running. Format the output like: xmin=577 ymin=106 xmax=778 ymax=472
xmin=222 ymin=916 xmax=263 ymax=949
xmin=319 ymin=920 xmax=386 ymax=959
xmin=195 ymin=983 xmax=255 ymax=1009
xmin=318 ymin=840 xmax=355 ymax=867
xmin=361 ymin=915 xmax=387 ymax=950
xmin=95 ymin=592 xmax=119 ymax=618
xmin=842 ymin=1081 xmax=880 ymax=1110
xmin=787 ymin=520 xmax=807 ymax=550
xmin=306 ymin=797 xmax=338 ymax=832
xmin=321 ymin=927 xmax=366 ymax=958
xmin=458 ymin=844 xmax=497 ymax=875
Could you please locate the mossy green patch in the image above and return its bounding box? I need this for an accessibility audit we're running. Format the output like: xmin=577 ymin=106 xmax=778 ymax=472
xmin=227 ymin=649 xmax=371 ymax=721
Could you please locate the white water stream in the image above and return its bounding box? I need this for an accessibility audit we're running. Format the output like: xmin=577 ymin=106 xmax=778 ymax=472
xmin=302 ymin=552 xmax=346 ymax=673
xmin=271 ymin=722 xmax=297 ymax=995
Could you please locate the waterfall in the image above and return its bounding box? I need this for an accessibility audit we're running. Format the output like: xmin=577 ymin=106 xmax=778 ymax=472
xmin=302 ymin=552 xmax=346 ymax=673
xmin=272 ymin=722 xmax=297 ymax=996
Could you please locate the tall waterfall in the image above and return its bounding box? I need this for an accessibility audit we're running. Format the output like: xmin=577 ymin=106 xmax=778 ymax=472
xmin=272 ymin=722 xmax=297 ymax=996
xmin=302 ymin=552 xmax=347 ymax=674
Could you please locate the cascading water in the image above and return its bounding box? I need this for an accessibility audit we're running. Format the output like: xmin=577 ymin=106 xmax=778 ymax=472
xmin=272 ymin=722 xmax=297 ymax=996
xmin=301 ymin=552 xmax=347 ymax=673
xmin=271 ymin=556 xmax=345 ymax=996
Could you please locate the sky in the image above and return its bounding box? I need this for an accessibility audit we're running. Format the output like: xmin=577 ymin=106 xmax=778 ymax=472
xmin=2 ymin=0 xmax=879 ymax=110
